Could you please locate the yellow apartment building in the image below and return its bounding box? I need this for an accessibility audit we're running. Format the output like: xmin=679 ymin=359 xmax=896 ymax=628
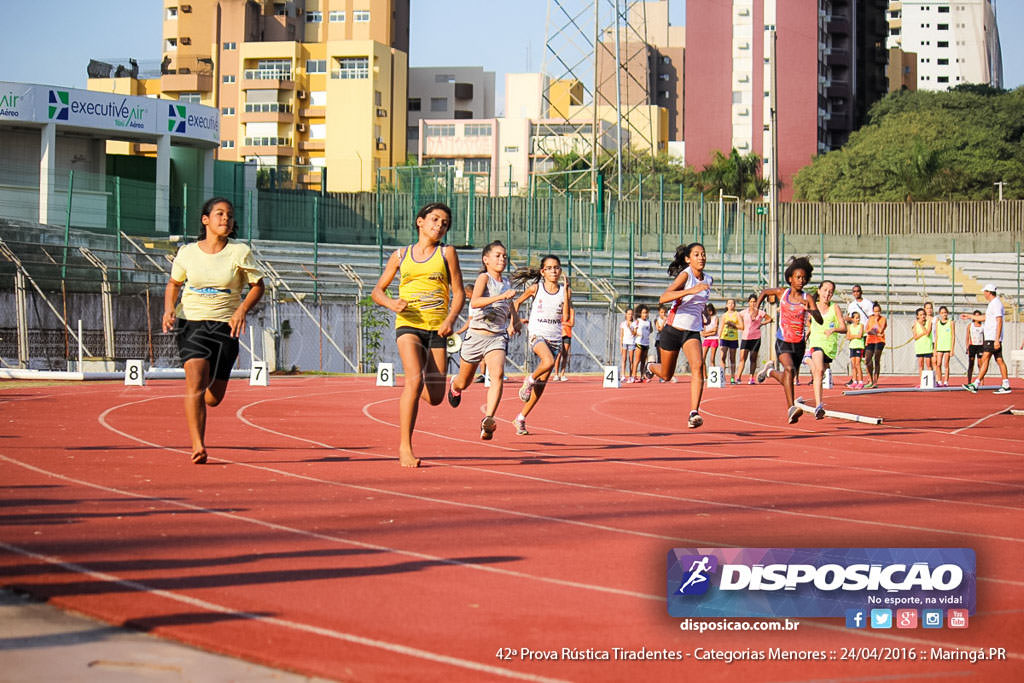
xmin=93 ymin=1 xmax=409 ymax=192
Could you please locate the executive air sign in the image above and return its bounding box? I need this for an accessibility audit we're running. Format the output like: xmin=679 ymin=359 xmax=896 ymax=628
xmin=667 ymin=547 xmax=976 ymax=618
xmin=0 ymin=81 xmax=218 ymax=144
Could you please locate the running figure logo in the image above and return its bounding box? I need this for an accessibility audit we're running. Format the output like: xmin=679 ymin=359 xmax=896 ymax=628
xmin=677 ymin=554 xmax=718 ymax=595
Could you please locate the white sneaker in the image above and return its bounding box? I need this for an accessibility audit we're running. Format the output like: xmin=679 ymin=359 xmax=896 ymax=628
xmin=994 ymin=386 xmax=1012 ymax=395
xmin=814 ymin=404 xmax=826 ymax=420
xmin=757 ymin=360 xmax=775 ymax=384
xmin=687 ymin=411 xmax=703 ymax=429
xmin=787 ymin=405 xmax=802 ymax=424
xmin=514 ymin=415 xmax=529 ymax=435
xmin=518 ymin=378 xmax=534 ymax=402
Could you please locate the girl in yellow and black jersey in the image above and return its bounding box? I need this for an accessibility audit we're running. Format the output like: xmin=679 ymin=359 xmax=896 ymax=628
xmin=371 ymin=202 xmax=465 ymax=468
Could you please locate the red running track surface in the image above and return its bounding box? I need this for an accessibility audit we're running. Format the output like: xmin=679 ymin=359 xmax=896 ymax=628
xmin=0 ymin=375 xmax=1021 ymax=681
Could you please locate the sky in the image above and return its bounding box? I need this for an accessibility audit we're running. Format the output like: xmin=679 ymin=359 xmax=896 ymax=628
xmin=1 ymin=0 xmax=1021 ymax=111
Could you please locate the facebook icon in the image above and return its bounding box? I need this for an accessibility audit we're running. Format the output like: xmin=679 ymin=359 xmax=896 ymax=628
xmin=845 ymin=609 xmax=867 ymax=629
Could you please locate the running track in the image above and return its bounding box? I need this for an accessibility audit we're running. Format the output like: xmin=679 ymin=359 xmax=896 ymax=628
xmin=1 ymin=376 xmax=1021 ymax=681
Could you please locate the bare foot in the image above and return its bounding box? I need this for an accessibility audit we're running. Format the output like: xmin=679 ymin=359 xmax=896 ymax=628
xmin=191 ymin=450 xmax=207 ymax=464
xmin=398 ymin=450 xmax=421 ymax=468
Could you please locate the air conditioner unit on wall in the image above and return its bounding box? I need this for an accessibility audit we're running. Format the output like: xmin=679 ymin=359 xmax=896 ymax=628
xmin=297 ymin=123 xmax=306 ymax=132
xmin=181 ymin=4 xmax=192 ymax=12
xmin=297 ymin=156 xmax=308 ymax=165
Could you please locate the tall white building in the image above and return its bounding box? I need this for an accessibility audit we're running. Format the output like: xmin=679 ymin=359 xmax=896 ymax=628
xmin=887 ymin=1 xmax=1002 ymax=90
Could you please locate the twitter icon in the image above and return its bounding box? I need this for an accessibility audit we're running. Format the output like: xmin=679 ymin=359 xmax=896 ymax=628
xmin=870 ymin=609 xmax=893 ymax=629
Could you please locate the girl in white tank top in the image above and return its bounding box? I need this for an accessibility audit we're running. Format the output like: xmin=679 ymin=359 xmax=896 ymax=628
xmin=511 ymin=255 xmax=572 ymax=436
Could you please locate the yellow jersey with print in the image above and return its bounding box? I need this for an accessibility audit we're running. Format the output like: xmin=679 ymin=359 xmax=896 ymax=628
xmin=719 ymin=310 xmax=742 ymax=341
xmin=170 ymin=241 xmax=263 ymax=323
xmin=395 ymin=244 xmax=450 ymax=330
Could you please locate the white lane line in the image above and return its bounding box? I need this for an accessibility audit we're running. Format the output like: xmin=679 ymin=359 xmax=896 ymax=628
xmin=0 ymin=539 xmax=569 ymax=683
xmin=951 ymin=406 xmax=1015 ymax=435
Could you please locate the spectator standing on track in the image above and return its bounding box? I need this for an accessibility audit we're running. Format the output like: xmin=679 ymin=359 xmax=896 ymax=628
xmin=964 ymin=309 xmax=985 ymax=384
xmin=912 ymin=307 xmax=934 ymax=374
xmin=555 ymin=300 xmax=575 ymax=381
xmin=371 ymin=202 xmax=465 ymax=468
xmin=717 ymin=298 xmax=743 ymax=384
xmin=864 ymin=302 xmax=887 ymax=388
xmin=702 ymin=302 xmax=719 ymax=379
xmin=807 ymin=280 xmax=847 ymax=419
xmin=963 ymin=284 xmax=1012 ymax=395
xmin=933 ymin=306 xmax=955 ymax=387
xmin=846 ymin=312 xmax=866 ymax=389
xmin=162 ymin=197 xmax=265 ymax=465
xmin=754 ymin=256 xmax=824 ymax=424
xmin=447 ymin=241 xmax=520 ymax=441
xmin=619 ymin=308 xmax=637 ymax=383
xmin=632 ymin=304 xmax=653 ymax=382
xmin=738 ymin=294 xmax=769 ymax=384
xmin=513 ymin=255 xmax=573 ymax=434
xmin=643 ymin=242 xmax=712 ymax=428
xmin=845 ymin=285 xmax=874 ymax=331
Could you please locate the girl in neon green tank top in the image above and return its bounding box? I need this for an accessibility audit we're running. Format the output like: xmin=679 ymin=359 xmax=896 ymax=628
xmin=808 ymin=280 xmax=847 ymax=419
xmin=372 ymin=202 xmax=465 ymax=468
xmin=933 ymin=306 xmax=956 ymax=387
xmin=846 ymin=312 xmax=865 ymax=388
xmin=912 ymin=307 xmax=934 ymax=374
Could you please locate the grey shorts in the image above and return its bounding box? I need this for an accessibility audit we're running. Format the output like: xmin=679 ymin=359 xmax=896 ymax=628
xmin=529 ymin=335 xmax=561 ymax=359
xmin=460 ymin=331 xmax=508 ymax=364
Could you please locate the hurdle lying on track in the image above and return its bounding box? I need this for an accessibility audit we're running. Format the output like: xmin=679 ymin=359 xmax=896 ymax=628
xmin=843 ymin=385 xmax=1004 ymax=396
xmin=1002 ymin=408 xmax=1024 ymax=416
xmin=794 ymin=397 xmax=884 ymax=425
xmin=0 ymin=368 xmax=250 ymax=381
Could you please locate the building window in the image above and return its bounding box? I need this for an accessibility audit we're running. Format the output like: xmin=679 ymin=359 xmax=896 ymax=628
xmin=330 ymin=10 xmax=345 ymax=22
xmin=937 ymin=23 xmax=949 ymax=30
xmin=246 ymin=59 xmax=292 ymax=80
xmin=504 ymin=145 xmax=519 ymax=153
xmin=431 ymin=158 xmax=456 ymax=169
xmin=375 ymin=90 xmax=382 ymax=106
xmin=332 ymin=57 xmax=369 ymax=79
xmin=306 ymin=10 xmax=322 ymax=23
xmin=273 ymin=3 xmax=286 ymax=16
xmin=221 ymin=107 xmax=235 ymax=115
xmin=165 ymin=38 xmax=177 ymax=50
xmin=221 ymin=140 xmax=235 ymax=149
xmin=937 ymin=76 xmax=949 ymax=83
xmin=938 ymin=5 xmax=950 ymax=12
xmin=424 ymin=124 xmax=455 ymax=137
xmin=464 ymin=123 xmax=492 ymax=136
xmin=306 ymin=59 xmax=327 ymax=74
xmin=244 ymin=102 xmax=292 ymax=113
xmin=937 ymin=41 xmax=949 ymax=48
xmin=179 ymin=92 xmax=201 ymax=103
xmin=408 ymin=98 xmax=421 ymax=111
xmin=167 ymin=7 xmax=178 ymax=19
xmin=938 ymin=58 xmax=949 ymax=65
xmin=354 ymin=10 xmax=370 ymax=22
xmin=223 ymin=75 xmax=236 ymax=84
xmin=430 ymin=97 xmax=448 ymax=112
xmin=464 ymin=158 xmax=491 ymax=174
xmin=434 ymin=74 xmax=456 ymax=83
xmin=223 ymin=41 xmax=237 ymax=50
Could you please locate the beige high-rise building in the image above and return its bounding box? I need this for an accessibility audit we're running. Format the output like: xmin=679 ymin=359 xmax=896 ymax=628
xmin=158 ymin=0 xmax=409 ymax=191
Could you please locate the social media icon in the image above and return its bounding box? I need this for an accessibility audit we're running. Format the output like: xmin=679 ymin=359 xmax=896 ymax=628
xmin=922 ymin=609 xmax=944 ymax=628
xmin=896 ymin=609 xmax=918 ymax=629
xmin=870 ymin=609 xmax=892 ymax=629
xmin=947 ymin=609 xmax=969 ymax=629
xmin=845 ymin=609 xmax=867 ymax=629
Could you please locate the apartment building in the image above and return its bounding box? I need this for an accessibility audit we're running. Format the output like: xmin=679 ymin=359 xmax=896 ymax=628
xmin=157 ymin=0 xmax=409 ymax=192
xmin=406 ymin=67 xmax=495 ymax=157
xmin=886 ymin=1 xmax=1002 ymax=90
xmin=684 ymin=0 xmax=888 ymax=200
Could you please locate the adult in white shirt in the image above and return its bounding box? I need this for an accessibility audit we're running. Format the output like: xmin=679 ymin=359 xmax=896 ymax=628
xmin=844 ymin=284 xmax=874 ymax=326
xmin=963 ymin=283 xmax=1010 ymax=394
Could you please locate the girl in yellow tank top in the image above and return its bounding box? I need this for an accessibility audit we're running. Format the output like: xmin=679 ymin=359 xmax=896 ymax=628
xmin=371 ymin=202 xmax=465 ymax=468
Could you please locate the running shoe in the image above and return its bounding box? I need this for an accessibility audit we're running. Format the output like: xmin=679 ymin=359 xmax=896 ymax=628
xmin=688 ymin=411 xmax=703 ymax=429
xmin=644 ymin=361 xmax=655 ymax=380
xmin=787 ymin=405 xmax=802 ymax=423
xmin=863 ymin=382 xmax=874 ymax=389
xmin=518 ymin=378 xmax=535 ymax=402
xmin=994 ymin=386 xmax=1012 ymax=395
xmin=748 ymin=377 xmax=755 ymax=385
xmin=845 ymin=380 xmax=855 ymax=387
xmin=447 ymin=378 xmax=462 ymax=408
xmin=814 ymin=403 xmax=826 ymax=420
xmin=962 ymin=382 xmax=978 ymax=394
xmin=756 ymin=360 xmax=775 ymax=384
xmin=480 ymin=416 xmax=497 ymax=440
xmin=514 ymin=415 xmax=529 ymax=435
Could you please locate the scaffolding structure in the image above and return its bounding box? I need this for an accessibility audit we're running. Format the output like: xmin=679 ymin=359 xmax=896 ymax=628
xmin=537 ymin=0 xmax=659 ymax=200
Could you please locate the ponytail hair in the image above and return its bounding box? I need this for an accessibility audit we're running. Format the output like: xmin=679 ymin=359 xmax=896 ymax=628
xmin=512 ymin=254 xmax=561 ymax=288
xmin=480 ymin=240 xmax=506 ymax=272
xmin=667 ymin=242 xmax=704 ymax=277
